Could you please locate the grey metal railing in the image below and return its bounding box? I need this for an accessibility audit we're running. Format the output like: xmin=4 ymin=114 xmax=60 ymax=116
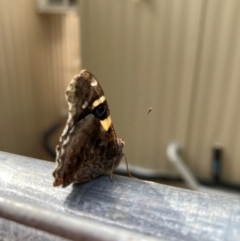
xmin=0 ymin=151 xmax=240 ymax=241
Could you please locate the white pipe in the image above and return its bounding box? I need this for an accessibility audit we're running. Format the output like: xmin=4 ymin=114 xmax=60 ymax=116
xmin=167 ymin=142 xmax=240 ymax=200
xmin=166 ymin=143 xmax=199 ymax=190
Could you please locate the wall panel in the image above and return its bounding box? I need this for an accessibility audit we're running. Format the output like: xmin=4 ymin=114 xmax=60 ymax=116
xmin=80 ymin=0 xmax=203 ymax=174
xmin=0 ymin=0 xmax=80 ymax=160
xmin=80 ymin=0 xmax=240 ymax=184
xmin=187 ymin=0 xmax=240 ymax=183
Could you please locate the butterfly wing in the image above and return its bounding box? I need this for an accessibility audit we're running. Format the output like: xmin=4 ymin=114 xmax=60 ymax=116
xmin=53 ymin=70 xmax=124 ymax=187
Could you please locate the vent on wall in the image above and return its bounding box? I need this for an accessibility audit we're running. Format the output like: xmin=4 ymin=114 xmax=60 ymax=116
xmin=36 ymin=0 xmax=78 ymax=14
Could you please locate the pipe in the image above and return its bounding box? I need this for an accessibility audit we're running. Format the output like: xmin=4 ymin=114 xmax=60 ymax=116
xmin=166 ymin=143 xmax=240 ymax=200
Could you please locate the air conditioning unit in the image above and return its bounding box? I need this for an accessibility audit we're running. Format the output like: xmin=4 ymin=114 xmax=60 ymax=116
xmin=36 ymin=0 xmax=78 ymax=14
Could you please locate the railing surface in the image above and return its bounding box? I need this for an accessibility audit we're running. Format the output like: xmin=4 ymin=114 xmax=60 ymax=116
xmin=0 ymin=151 xmax=240 ymax=241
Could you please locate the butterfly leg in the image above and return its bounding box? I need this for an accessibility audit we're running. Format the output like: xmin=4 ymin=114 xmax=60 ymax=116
xmin=109 ymin=159 xmax=116 ymax=182
xmin=109 ymin=173 xmax=113 ymax=182
xmin=123 ymin=154 xmax=134 ymax=178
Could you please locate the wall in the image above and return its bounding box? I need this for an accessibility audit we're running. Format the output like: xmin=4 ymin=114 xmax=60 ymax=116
xmin=1 ymin=0 xmax=239 ymax=185
xmin=80 ymin=0 xmax=240 ymax=184
xmin=0 ymin=0 xmax=80 ymax=160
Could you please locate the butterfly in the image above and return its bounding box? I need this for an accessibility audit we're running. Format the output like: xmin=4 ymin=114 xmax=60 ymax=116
xmin=53 ymin=70 xmax=125 ymax=187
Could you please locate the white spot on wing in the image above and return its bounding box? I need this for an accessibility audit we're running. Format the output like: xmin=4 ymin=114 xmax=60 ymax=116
xmin=80 ymin=69 xmax=87 ymax=74
xmin=90 ymin=78 xmax=98 ymax=86
xmin=60 ymin=126 xmax=68 ymax=140
xmin=69 ymin=126 xmax=75 ymax=134
xmin=63 ymin=135 xmax=70 ymax=146
xmin=82 ymin=101 xmax=88 ymax=109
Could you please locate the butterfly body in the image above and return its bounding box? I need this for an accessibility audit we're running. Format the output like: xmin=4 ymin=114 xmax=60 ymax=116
xmin=53 ymin=70 xmax=124 ymax=187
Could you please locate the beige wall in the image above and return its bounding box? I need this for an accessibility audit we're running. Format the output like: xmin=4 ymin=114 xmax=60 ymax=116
xmin=80 ymin=0 xmax=240 ymax=184
xmin=1 ymin=0 xmax=240 ymax=185
xmin=0 ymin=0 xmax=80 ymax=160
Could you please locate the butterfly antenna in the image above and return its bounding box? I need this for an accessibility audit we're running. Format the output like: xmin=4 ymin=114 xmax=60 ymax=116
xmin=120 ymin=108 xmax=152 ymax=138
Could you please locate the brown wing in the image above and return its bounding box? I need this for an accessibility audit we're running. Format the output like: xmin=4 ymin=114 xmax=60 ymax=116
xmin=53 ymin=70 xmax=124 ymax=187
